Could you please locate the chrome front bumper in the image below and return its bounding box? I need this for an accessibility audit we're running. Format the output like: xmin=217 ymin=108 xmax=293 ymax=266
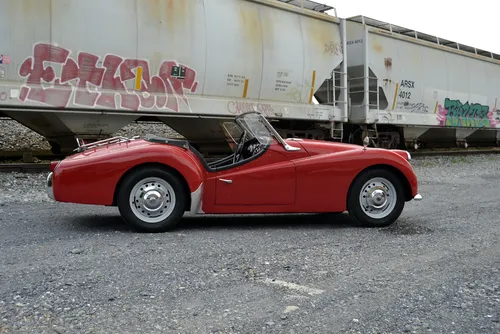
xmin=414 ymin=193 xmax=422 ymax=201
xmin=47 ymin=172 xmax=54 ymax=200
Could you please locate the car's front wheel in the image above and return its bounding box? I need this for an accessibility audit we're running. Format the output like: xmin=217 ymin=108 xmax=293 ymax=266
xmin=117 ymin=166 xmax=186 ymax=232
xmin=347 ymin=168 xmax=405 ymax=227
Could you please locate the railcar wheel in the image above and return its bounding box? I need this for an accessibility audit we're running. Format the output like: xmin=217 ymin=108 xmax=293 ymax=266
xmin=347 ymin=168 xmax=405 ymax=227
xmin=117 ymin=167 xmax=186 ymax=232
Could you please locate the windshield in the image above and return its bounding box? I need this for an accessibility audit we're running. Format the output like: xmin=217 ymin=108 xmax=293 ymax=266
xmin=221 ymin=111 xmax=299 ymax=153
xmin=234 ymin=112 xmax=274 ymax=145
xmin=221 ymin=121 xmax=243 ymax=150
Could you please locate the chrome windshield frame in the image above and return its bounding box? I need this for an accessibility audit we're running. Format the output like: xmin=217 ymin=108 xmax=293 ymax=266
xmin=234 ymin=112 xmax=301 ymax=151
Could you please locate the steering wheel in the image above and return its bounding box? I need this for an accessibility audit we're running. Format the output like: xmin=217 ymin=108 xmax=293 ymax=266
xmin=240 ymin=137 xmax=261 ymax=160
xmin=233 ymin=131 xmax=246 ymax=163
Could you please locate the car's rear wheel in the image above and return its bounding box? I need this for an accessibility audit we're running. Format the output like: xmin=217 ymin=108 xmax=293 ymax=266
xmin=347 ymin=168 xmax=405 ymax=227
xmin=117 ymin=167 xmax=186 ymax=232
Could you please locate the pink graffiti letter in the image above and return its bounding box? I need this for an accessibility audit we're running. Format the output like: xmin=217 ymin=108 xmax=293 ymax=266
xmin=158 ymin=61 xmax=198 ymax=112
xmin=61 ymin=53 xmax=105 ymax=107
xmin=119 ymin=60 xmax=167 ymax=110
xmin=19 ymin=43 xmax=73 ymax=108
xmin=95 ymin=55 xmax=140 ymax=111
xmin=436 ymin=104 xmax=448 ymax=126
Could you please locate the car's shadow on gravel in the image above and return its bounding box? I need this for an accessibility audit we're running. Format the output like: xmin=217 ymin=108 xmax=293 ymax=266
xmin=380 ymin=218 xmax=434 ymax=235
xmin=70 ymin=212 xmax=364 ymax=233
xmin=179 ymin=212 xmax=359 ymax=231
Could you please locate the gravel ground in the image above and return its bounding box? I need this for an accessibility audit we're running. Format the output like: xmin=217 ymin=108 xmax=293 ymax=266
xmin=0 ymin=155 xmax=499 ymax=333
xmin=0 ymin=119 xmax=51 ymax=151
xmin=0 ymin=119 xmax=181 ymax=151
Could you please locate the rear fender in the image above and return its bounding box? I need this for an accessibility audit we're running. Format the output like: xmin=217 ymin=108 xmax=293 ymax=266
xmin=53 ymin=143 xmax=205 ymax=207
xmin=111 ymin=147 xmax=205 ymax=210
xmin=117 ymin=146 xmax=205 ymax=192
xmin=112 ymin=162 xmax=193 ymax=211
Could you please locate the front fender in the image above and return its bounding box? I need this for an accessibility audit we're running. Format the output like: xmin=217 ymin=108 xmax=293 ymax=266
xmin=293 ymin=147 xmax=419 ymax=212
xmin=352 ymin=148 xmax=419 ymax=199
xmin=52 ymin=141 xmax=205 ymax=206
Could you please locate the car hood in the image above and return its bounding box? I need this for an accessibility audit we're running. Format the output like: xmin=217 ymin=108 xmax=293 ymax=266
xmin=290 ymin=139 xmax=411 ymax=161
xmin=290 ymin=139 xmax=363 ymax=156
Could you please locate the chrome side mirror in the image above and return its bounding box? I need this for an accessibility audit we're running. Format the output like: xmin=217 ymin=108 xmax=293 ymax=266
xmin=363 ymin=136 xmax=370 ymax=150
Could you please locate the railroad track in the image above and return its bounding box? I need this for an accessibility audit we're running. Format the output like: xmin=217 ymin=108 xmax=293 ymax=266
xmin=410 ymin=147 xmax=500 ymax=157
xmin=0 ymin=163 xmax=50 ymax=173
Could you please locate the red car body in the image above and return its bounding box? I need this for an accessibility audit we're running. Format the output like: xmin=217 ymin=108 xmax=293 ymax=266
xmin=47 ymin=112 xmax=421 ymax=232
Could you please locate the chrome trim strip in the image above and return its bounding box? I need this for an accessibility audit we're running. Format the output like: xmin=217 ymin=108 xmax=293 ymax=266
xmin=47 ymin=172 xmax=54 ymax=200
xmin=189 ymin=183 xmax=204 ymax=214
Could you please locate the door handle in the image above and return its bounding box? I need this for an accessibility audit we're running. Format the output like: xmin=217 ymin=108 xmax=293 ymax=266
xmin=219 ymin=178 xmax=232 ymax=184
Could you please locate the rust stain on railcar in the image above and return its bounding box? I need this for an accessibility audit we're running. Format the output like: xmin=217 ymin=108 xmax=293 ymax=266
xmin=144 ymin=0 xmax=189 ymax=31
xmin=142 ymin=0 xmax=192 ymax=62
xmin=239 ymin=4 xmax=264 ymax=50
xmin=143 ymin=0 xmax=162 ymax=24
xmin=4 ymin=0 xmax=50 ymax=19
xmin=51 ymin=1 xmax=71 ymax=13
xmin=383 ymin=57 xmax=393 ymax=86
xmin=305 ymin=18 xmax=341 ymax=56
xmin=372 ymin=43 xmax=383 ymax=53
xmin=165 ymin=0 xmax=189 ymax=32
xmin=371 ymin=35 xmax=383 ymax=53
xmin=384 ymin=57 xmax=392 ymax=69
xmin=20 ymin=0 xmax=49 ymax=14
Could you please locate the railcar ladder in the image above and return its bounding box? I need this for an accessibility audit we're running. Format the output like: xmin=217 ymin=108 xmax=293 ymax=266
xmin=347 ymin=74 xmax=380 ymax=146
xmin=367 ymin=75 xmax=380 ymax=146
xmin=326 ymin=67 xmax=348 ymax=142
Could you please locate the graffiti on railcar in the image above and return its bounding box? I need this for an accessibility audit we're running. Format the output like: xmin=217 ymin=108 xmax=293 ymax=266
xmin=0 ymin=54 xmax=11 ymax=65
xmin=227 ymin=101 xmax=273 ymax=117
xmin=396 ymin=101 xmax=428 ymax=113
xmin=436 ymin=98 xmax=499 ymax=128
xmin=18 ymin=43 xmax=199 ymax=112
xmin=324 ymin=41 xmax=343 ymax=56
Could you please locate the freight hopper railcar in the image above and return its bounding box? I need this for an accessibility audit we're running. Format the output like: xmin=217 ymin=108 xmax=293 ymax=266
xmin=0 ymin=0 xmax=349 ymax=155
xmin=343 ymin=15 xmax=500 ymax=149
xmin=1 ymin=1 xmax=499 ymax=153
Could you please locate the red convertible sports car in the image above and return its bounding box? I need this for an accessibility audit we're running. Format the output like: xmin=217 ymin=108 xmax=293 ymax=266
xmin=47 ymin=111 xmax=422 ymax=232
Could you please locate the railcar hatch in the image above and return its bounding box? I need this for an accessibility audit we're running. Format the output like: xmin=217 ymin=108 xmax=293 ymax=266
xmin=276 ymin=0 xmax=334 ymax=13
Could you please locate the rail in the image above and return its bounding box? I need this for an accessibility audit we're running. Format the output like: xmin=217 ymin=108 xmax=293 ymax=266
xmin=410 ymin=148 xmax=500 ymax=157
xmin=0 ymin=163 xmax=50 ymax=173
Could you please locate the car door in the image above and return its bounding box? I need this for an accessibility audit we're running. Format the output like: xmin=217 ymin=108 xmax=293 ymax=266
xmin=214 ymin=148 xmax=296 ymax=206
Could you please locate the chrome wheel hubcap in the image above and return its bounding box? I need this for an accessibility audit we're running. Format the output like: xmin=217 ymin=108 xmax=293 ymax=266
xmin=359 ymin=177 xmax=396 ymax=219
xmin=129 ymin=177 xmax=176 ymax=224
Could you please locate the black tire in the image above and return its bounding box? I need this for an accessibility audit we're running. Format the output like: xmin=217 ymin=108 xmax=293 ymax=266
xmin=116 ymin=166 xmax=187 ymax=233
xmin=347 ymin=168 xmax=405 ymax=227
